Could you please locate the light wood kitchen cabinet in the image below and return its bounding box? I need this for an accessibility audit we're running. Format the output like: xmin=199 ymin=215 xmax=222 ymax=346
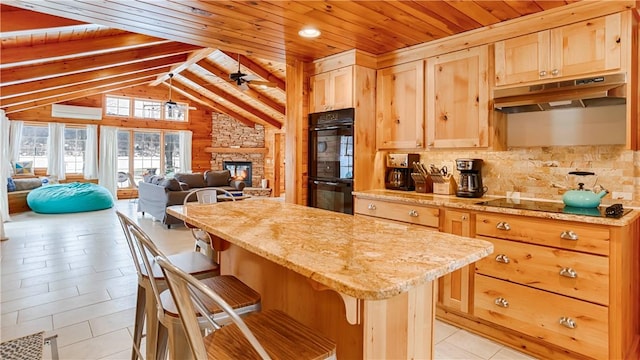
xmin=376 ymin=61 xmax=425 ymax=149
xmin=309 ymin=66 xmax=353 ymax=113
xmin=495 ymin=13 xmax=622 ymax=86
xmin=426 ymin=45 xmax=488 ymax=148
xmin=438 ymin=210 xmax=474 ymax=313
xmin=354 ymin=198 xmax=439 ymax=228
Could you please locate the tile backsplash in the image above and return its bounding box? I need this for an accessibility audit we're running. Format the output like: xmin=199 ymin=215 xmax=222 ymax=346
xmin=418 ymin=146 xmax=639 ymax=207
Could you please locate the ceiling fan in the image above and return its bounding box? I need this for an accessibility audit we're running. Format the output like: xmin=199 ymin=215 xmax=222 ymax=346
xmin=228 ymin=53 xmax=276 ymax=91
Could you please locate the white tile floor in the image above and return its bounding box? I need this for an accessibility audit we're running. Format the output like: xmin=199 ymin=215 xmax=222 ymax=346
xmin=1 ymin=200 xmax=538 ymax=359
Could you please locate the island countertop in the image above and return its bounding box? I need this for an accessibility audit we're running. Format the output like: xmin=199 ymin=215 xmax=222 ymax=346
xmin=167 ymin=199 xmax=493 ymax=300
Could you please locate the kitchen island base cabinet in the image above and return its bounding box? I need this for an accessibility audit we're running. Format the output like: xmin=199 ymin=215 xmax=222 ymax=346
xmin=220 ymin=242 xmax=437 ymax=359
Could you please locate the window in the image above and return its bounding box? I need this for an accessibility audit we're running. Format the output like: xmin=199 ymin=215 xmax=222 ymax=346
xmin=64 ymin=127 xmax=87 ymax=174
xmin=134 ymin=99 xmax=162 ymax=120
xmin=105 ymin=96 xmax=130 ymax=116
xmin=105 ymin=95 xmax=187 ymax=121
xmin=19 ymin=124 xmax=49 ymax=169
xmin=118 ymin=129 xmax=183 ymax=185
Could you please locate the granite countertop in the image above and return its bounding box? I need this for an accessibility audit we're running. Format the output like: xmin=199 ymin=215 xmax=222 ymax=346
xmin=167 ymin=200 xmax=493 ymax=300
xmin=353 ymin=189 xmax=640 ymax=226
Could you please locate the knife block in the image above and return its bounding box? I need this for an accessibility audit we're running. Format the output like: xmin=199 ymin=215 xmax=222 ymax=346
xmin=432 ymin=175 xmax=457 ymax=195
xmin=411 ymin=173 xmax=432 ymax=193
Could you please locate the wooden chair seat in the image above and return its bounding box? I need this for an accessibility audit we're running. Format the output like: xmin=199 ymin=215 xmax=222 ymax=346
xmin=203 ymin=309 xmax=336 ymax=360
xmin=160 ymin=275 xmax=261 ymax=318
xmin=140 ymin=251 xmax=220 ymax=279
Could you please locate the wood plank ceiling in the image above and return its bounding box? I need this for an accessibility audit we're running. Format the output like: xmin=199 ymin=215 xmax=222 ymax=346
xmin=1 ymin=1 xmax=579 ymax=128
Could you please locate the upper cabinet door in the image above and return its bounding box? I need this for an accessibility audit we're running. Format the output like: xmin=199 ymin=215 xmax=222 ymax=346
xmin=426 ymin=45 xmax=489 ymax=148
xmin=494 ymin=32 xmax=550 ymax=86
xmin=495 ymin=13 xmax=622 ymax=87
xmin=309 ymin=67 xmax=353 ymax=113
xmin=550 ymin=13 xmax=622 ymax=79
xmin=376 ymin=60 xmax=425 ymax=150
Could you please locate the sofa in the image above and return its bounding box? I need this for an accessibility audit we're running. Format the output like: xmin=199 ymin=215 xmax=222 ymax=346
xmin=137 ymin=170 xmax=245 ymax=227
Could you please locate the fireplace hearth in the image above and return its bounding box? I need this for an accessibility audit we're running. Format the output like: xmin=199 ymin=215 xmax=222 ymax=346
xmin=223 ymin=161 xmax=252 ymax=187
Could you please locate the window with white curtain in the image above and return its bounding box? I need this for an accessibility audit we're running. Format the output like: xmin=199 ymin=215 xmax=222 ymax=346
xmin=64 ymin=127 xmax=87 ymax=174
xmin=18 ymin=124 xmax=48 ymax=168
xmin=117 ymin=129 xmax=182 ymax=185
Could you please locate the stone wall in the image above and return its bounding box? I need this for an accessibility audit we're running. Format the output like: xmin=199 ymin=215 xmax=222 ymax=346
xmin=413 ymin=146 xmax=640 ymax=207
xmin=210 ymin=113 xmax=265 ymax=188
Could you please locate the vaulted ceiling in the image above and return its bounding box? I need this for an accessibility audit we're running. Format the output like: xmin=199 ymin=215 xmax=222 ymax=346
xmin=1 ymin=1 xmax=580 ymax=128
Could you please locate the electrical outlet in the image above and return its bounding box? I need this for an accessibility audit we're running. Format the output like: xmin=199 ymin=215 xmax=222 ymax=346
xmin=506 ymin=191 xmax=520 ymax=200
xmin=612 ymin=192 xmax=632 ymax=201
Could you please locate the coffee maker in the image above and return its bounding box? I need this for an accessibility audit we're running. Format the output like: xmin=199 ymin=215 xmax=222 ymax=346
xmin=455 ymin=158 xmax=487 ymax=198
xmin=385 ymin=153 xmax=420 ymax=191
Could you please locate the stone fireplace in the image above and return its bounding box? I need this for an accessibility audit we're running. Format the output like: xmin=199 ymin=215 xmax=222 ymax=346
xmin=223 ymin=161 xmax=252 ymax=188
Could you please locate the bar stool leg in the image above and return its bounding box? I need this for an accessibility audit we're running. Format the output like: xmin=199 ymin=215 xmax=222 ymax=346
xmin=132 ymin=284 xmax=146 ymax=360
xmin=144 ymin=282 xmax=160 ymax=360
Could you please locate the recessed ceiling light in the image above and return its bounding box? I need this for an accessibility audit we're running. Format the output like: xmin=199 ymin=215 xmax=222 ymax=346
xmin=298 ymin=27 xmax=321 ymax=38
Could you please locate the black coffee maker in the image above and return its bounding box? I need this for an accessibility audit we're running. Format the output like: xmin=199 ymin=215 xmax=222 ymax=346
xmin=455 ymin=158 xmax=487 ymax=198
xmin=385 ymin=153 xmax=420 ymax=191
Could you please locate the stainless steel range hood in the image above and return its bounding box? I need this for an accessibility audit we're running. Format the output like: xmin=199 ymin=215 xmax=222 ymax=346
xmin=494 ymin=73 xmax=626 ymax=113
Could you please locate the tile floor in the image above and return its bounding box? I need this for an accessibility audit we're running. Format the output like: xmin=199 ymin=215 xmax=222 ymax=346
xmin=1 ymin=200 xmax=538 ymax=359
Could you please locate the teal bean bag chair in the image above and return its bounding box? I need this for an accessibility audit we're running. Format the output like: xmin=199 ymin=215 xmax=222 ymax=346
xmin=27 ymin=182 xmax=114 ymax=214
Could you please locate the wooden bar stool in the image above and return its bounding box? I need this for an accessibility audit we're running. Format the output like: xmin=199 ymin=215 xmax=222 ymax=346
xmin=116 ymin=211 xmax=261 ymax=360
xmin=156 ymin=256 xmax=337 ymax=360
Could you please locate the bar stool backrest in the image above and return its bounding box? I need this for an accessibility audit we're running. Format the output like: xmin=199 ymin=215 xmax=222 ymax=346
xmin=156 ymin=256 xmax=271 ymax=360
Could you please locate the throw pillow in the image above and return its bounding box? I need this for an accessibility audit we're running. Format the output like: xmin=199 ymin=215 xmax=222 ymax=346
xmin=159 ymin=178 xmax=182 ymax=191
xmin=149 ymin=175 xmax=164 ymax=185
xmin=7 ymin=177 xmax=16 ymax=192
xmin=14 ymin=161 xmax=34 ymax=175
xmin=205 ymin=170 xmax=231 ymax=187
xmin=174 ymin=173 xmax=206 ymax=188
xmin=178 ymin=182 xmax=190 ymax=191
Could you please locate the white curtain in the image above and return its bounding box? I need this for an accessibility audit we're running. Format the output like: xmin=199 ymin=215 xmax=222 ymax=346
xmin=99 ymin=126 xmax=118 ymax=199
xmin=84 ymin=124 xmax=98 ymax=179
xmin=179 ymin=130 xmax=192 ymax=173
xmin=47 ymin=122 xmax=66 ymax=181
xmin=9 ymin=120 xmax=23 ymax=167
xmin=1 ymin=110 xmax=11 ymax=223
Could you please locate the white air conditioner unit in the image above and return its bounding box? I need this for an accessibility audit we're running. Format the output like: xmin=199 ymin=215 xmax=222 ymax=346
xmin=51 ymin=104 xmax=103 ymax=120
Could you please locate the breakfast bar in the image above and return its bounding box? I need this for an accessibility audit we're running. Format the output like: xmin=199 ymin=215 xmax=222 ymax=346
xmin=167 ymin=200 xmax=493 ymax=359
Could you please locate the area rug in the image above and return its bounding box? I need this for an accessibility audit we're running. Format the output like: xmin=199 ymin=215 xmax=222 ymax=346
xmin=0 ymin=331 xmax=58 ymax=360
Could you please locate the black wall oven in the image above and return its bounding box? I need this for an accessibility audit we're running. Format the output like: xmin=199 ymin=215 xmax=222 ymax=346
xmin=308 ymin=108 xmax=354 ymax=215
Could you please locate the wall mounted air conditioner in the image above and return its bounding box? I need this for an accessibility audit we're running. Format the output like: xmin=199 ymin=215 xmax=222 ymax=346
xmin=51 ymin=104 xmax=103 ymax=120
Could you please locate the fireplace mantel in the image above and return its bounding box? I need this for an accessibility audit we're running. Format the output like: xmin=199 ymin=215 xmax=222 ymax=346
xmin=205 ymin=147 xmax=268 ymax=154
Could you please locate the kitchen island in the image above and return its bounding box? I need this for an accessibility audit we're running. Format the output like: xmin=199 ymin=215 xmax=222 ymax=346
xmin=167 ymin=199 xmax=493 ymax=359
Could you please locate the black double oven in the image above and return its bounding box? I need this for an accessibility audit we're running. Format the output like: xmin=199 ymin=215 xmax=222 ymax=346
xmin=308 ymin=108 xmax=354 ymax=215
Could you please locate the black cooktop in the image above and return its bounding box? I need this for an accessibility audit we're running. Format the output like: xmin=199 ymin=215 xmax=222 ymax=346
xmin=477 ymin=198 xmax=632 ymax=218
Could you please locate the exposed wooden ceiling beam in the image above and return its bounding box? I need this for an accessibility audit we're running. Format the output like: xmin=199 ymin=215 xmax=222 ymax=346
xmin=1 ymin=67 xmax=170 ymax=109
xmin=221 ymin=51 xmax=286 ymax=92
xmin=179 ymin=70 xmax=282 ymax=129
xmin=167 ymin=81 xmax=256 ymax=128
xmin=0 ymin=7 xmax=86 ymax=34
xmin=1 ymin=33 xmax=170 ymax=65
xmin=149 ymin=48 xmax=216 ymax=86
xmin=196 ymin=58 xmax=285 ymax=115
xmin=4 ymin=77 xmax=156 ymax=114
xmin=1 ymin=42 xmax=200 ymax=85
xmin=1 ymin=54 xmax=188 ymax=99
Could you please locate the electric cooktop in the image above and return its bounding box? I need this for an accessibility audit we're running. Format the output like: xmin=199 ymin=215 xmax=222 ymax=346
xmin=477 ymin=198 xmax=632 ymax=218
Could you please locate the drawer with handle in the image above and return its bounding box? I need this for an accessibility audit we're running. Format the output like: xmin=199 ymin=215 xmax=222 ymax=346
xmin=354 ymin=199 xmax=439 ymax=228
xmin=476 ymin=213 xmax=610 ymax=255
xmin=475 ymin=275 xmax=608 ymax=359
xmin=475 ymin=237 xmax=609 ymax=305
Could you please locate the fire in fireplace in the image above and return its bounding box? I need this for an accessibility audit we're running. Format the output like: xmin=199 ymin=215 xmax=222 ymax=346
xmin=223 ymin=161 xmax=252 ymax=187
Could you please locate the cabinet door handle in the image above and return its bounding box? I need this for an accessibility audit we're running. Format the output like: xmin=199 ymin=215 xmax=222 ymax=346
xmin=560 ymin=230 xmax=579 ymax=240
xmin=395 ymin=119 xmax=400 ymax=124
xmin=408 ymin=209 xmax=419 ymax=217
xmin=559 ymin=317 xmax=577 ymax=329
xmin=551 ymin=69 xmax=559 ymax=76
xmin=539 ymin=70 xmax=547 ymax=77
xmin=496 ymin=221 xmax=511 ymax=231
xmin=494 ymin=297 xmax=509 ymax=308
xmin=559 ymin=267 xmax=577 ymax=278
xmin=495 ymin=254 xmax=510 ymax=264
xmin=367 ymin=204 xmax=376 ymax=211
xmin=461 ymin=215 xmax=468 ymax=221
